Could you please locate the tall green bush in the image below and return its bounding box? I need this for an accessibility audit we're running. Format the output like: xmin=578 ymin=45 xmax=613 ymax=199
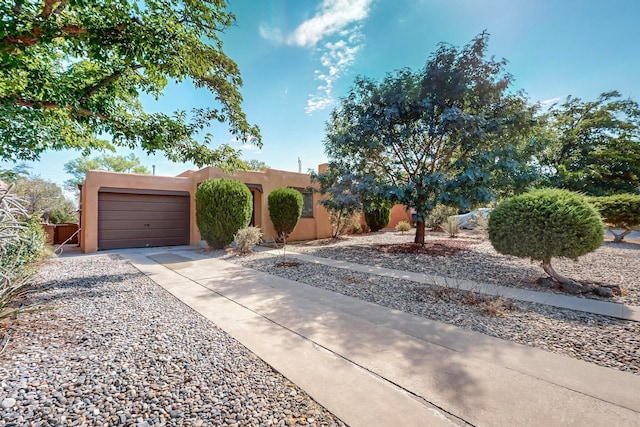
xmin=489 ymin=189 xmax=603 ymax=284
xmin=195 ymin=178 xmax=252 ymax=249
xmin=364 ymin=203 xmax=391 ymax=232
xmin=588 ymin=194 xmax=640 ymax=243
xmin=268 ymin=187 xmax=303 ymax=240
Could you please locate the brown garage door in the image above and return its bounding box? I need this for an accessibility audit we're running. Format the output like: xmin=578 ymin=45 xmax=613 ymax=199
xmin=98 ymin=189 xmax=190 ymax=250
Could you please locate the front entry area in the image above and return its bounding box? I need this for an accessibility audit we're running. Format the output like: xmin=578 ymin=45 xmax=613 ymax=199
xmin=97 ymin=188 xmax=190 ymax=250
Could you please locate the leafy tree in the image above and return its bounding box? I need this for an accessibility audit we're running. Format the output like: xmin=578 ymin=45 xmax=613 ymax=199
xmin=539 ymin=91 xmax=640 ymax=196
xmin=0 ymin=163 xmax=31 ymax=183
xmin=0 ymin=0 xmax=260 ymax=166
xmin=588 ymin=194 xmax=640 ymax=242
xmin=195 ymin=178 xmax=252 ymax=249
xmin=323 ymin=33 xmax=537 ymax=244
xmin=244 ymin=159 xmax=270 ymax=171
xmin=489 ymin=189 xmax=603 ymax=285
xmin=310 ymin=163 xmax=365 ymax=238
xmin=12 ymin=176 xmax=76 ymax=223
xmin=63 ymin=153 xmax=150 ymax=190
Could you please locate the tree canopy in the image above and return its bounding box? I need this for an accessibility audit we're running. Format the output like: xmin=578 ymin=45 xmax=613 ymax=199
xmin=0 ymin=0 xmax=260 ymax=167
xmin=538 ymin=91 xmax=640 ymax=196
xmin=63 ymin=152 xmax=149 ymax=190
xmin=322 ymin=33 xmax=537 ymax=244
xmin=12 ymin=175 xmax=76 ymax=223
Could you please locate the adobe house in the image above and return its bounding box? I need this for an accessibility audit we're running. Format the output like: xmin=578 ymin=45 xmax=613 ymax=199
xmin=79 ymin=165 xmax=335 ymax=253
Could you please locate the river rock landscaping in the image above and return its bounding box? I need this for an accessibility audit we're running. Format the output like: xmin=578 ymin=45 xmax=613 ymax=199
xmin=0 ymin=254 xmax=345 ymax=427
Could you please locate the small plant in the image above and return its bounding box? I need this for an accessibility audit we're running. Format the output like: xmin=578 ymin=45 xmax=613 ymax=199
xmin=395 ymin=220 xmax=412 ymax=234
xmin=425 ymin=204 xmax=458 ymax=230
xmin=489 ymin=188 xmax=603 ymax=285
xmin=195 ymin=178 xmax=252 ymax=249
xmin=233 ymin=226 xmax=262 ymax=254
xmin=441 ymin=217 xmax=460 ymax=237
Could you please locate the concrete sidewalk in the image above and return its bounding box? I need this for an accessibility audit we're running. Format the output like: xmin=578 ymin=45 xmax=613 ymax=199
xmin=124 ymin=249 xmax=640 ymax=427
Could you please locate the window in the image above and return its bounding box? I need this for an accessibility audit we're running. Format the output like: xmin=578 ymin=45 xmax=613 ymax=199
xmin=293 ymin=188 xmax=314 ymax=218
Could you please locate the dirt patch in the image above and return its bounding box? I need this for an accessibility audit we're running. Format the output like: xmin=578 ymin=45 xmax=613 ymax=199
xmin=375 ymin=239 xmax=479 ymax=256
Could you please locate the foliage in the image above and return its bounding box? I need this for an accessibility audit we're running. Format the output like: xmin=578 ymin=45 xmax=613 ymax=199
xmin=424 ymin=204 xmax=459 ymax=230
xmin=12 ymin=176 xmax=76 ymax=223
xmin=364 ymin=202 xmax=391 ymax=232
xmin=268 ymin=187 xmax=303 ymax=240
xmin=441 ymin=217 xmax=460 ymax=238
xmin=195 ymin=178 xmax=252 ymax=249
xmin=538 ymin=91 xmax=640 ymax=196
xmin=0 ymin=0 xmax=260 ymax=166
xmin=233 ymin=226 xmax=262 ymax=254
xmin=244 ymin=159 xmax=270 ymax=171
xmin=323 ymin=33 xmax=537 ymax=245
xmin=588 ymin=194 xmax=640 ymax=242
xmin=0 ymin=163 xmax=30 ymax=183
xmin=395 ymin=220 xmax=412 ymax=233
xmin=489 ymin=189 xmax=603 ymax=282
xmin=63 ymin=153 xmax=150 ymax=190
xmin=310 ymin=163 xmax=364 ymax=238
xmin=0 ymin=185 xmax=46 ymax=321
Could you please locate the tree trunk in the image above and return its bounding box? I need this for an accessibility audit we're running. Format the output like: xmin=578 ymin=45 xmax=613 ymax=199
xmin=541 ymin=257 xmax=572 ymax=284
xmin=414 ymin=220 xmax=426 ymax=245
xmin=608 ymin=226 xmax=632 ymax=243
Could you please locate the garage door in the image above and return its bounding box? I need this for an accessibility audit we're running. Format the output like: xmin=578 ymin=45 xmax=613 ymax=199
xmin=98 ymin=189 xmax=190 ymax=250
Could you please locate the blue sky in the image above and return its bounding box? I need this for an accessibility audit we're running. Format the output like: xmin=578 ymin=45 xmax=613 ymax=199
xmin=10 ymin=0 xmax=640 ymax=189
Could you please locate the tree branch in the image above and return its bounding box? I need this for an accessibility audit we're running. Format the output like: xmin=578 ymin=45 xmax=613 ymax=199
xmin=40 ymin=0 xmax=59 ymax=18
xmin=82 ymin=64 xmax=143 ymax=99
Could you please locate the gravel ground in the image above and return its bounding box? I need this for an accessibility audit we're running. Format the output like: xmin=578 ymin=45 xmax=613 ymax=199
xmin=224 ymin=249 xmax=640 ymax=376
xmin=0 ymin=254 xmax=345 ymax=427
xmin=283 ymin=230 xmax=640 ymax=306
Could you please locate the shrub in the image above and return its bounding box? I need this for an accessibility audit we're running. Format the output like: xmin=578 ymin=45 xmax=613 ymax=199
xmin=441 ymin=217 xmax=460 ymax=238
xmin=1 ymin=185 xmax=47 ymax=321
xmin=489 ymin=188 xmax=603 ymax=283
xmin=268 ymin=187 xmax=303 ymax=240
xmin=395 ymin=220 xmax=412 ymax=233
xmin=364 ymin=203 xmax=391 ymax=232
xmin=588 ymin=194 xmax=640 ymax=243
xmin=425 ymin=204 xmax=458 ymax=230
xmin=196 ymin=178 xmax=252 ymax=249
xmin=234 ymin=226 xmax=263 ymax=254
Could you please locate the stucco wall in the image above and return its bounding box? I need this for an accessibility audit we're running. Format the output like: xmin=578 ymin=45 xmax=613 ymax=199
xmin=80 ymin=165 xmax=332 ymax=253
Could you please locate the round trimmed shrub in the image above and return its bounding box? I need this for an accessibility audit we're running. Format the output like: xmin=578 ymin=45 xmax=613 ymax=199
xmin=364 ymin=203 xmax=391 ymax=232
xmin=489 ymin=189 xmax=603 ymax=280
xmin=196 ymin=178 xmax=252 ymax=249
xmin=588 ymin=194 xmax=640 ymax=242
xmin=268 ymin=187 xmax=303 ymax=239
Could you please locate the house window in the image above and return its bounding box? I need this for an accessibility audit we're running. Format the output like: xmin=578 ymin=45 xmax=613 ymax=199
xmin=293 ymin=188 xmax=314 ymax=218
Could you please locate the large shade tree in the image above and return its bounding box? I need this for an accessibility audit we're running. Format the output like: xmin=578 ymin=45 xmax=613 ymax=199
xmin=538 ymin=91 xmax=640 ymax=196
xmin=323 ymin=33 xmax=537 ymax=244
xmin=0 ymin=0 xmax=260 ymax=166
xmin=63 ymin=152 xmax=149 ymax=190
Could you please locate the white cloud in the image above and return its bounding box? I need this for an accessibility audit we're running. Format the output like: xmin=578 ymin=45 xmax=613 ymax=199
xmin=260 ymin=0 xmax=372 ymax=115
xmin=286 ymin=0 xmax=372 ymax=48
xmin=540 ymin=97 xmax=561 ymax=107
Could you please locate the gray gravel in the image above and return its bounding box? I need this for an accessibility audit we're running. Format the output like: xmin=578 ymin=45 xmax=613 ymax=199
xmin=0 ymin=254 xmax=345 ymax=427
xmin=282 ymin=231 xmax=640 ymax=306
xmin=225 ymin=250 xmax=640 ymax=376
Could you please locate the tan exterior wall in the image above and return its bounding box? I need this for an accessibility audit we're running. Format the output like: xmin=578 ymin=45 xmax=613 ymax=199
xmin=80 ymin=165 xmax=332 ymax=253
